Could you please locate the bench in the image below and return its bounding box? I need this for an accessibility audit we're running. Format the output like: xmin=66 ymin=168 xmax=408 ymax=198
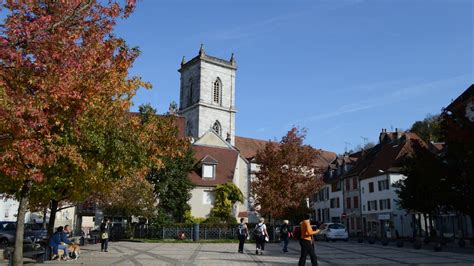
xmin=24 ymin=250 xmax=46 ymax=263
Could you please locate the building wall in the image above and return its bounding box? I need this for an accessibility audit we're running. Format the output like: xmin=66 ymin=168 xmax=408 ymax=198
xmin=343 ymin=176 xmax=362 ymax=235
xmin=313 ymin=184 xmax=330 ymax=223
xmin=329 ymin=188 xmax=343 ymax=223
xmin=189 ymin=186 xmax=215 ymax=218
xmin=0 ymin=196 xmax=19 ymax=222
xmin=360 ymin=173 xmax=412 ymax=237
xmin=233 ymin=155 xmax=249 ymax=218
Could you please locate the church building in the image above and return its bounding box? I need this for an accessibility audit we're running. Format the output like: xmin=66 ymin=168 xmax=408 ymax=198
xmin=178 ymin=46 xmax=336 ymax=222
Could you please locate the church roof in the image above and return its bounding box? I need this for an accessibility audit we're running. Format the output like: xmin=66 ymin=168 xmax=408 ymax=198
xmin=234 ymin=135 xmax=336 ymax=169
xmin=234 ymin=136 xmax=271 ymax=160
xmin=188 ymin=145 xmax=238 ymax=187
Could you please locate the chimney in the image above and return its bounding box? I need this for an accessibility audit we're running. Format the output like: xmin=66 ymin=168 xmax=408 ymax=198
xmin=226 ymin=132 xmax=231 ymax=143
xmin=379 ymin=128 xmax=387 ymax=144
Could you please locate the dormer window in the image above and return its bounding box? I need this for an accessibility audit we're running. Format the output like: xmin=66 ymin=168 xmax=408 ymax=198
xmin=199 ymin=155 xmax=218 ymax=180
xmin=203 ymin=164 xmax=215 ymax=179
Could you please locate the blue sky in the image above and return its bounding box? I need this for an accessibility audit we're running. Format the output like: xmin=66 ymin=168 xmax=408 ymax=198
xmin=117 ymin=0 xmax=473 ymax=154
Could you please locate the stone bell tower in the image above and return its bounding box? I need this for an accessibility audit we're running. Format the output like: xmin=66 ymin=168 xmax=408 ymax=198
xmin=178 ymin=45 xmax=237 ymax=145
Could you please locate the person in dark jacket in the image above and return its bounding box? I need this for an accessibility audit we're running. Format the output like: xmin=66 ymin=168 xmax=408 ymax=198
xmin=100 ymin=218 xmax=111 ymax=252
xmin=49 ymin=226 xmax=70 ymax=260
xmin=280 ymin=220 xmax=291 ymax=252
xmin=237 ymin=218 xmax=248 ymax=253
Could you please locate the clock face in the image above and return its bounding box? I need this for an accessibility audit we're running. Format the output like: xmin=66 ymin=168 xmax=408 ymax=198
xmin=466 ymin=101 xmax=474 ymax=122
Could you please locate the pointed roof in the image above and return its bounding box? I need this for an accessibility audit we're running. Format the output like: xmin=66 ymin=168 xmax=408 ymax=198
xmin=340 ymin=131 xmax=428 ymax=180
xmin=189 ymin=145 xmax=238 ymax=187
xmin=234 ymin=135 xmax=336 ymax=169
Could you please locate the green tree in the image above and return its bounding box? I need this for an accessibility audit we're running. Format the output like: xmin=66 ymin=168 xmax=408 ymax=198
xmin=410 ymin=114 xmax=443 ymax=143
xmin=441 ymin=103 xmax=474 ymax=235
xmin=148 ymin=148 xmax=195 ymax=223
xmin=208 ymin=182 xmax=243 ymax=223
xmin=139 ymin=104 xmax=195 ymax=223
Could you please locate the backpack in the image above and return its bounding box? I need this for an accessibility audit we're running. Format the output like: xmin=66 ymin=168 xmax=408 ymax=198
xmin=292 ymin=226 xmax=301 ymax=240
xmin=281 ymin=225 xmax=288 ymax=235
xmin=237 ymin=224 xmax=247 ymax=236
xmin=253 ymin=224 xmax=263 ymax=237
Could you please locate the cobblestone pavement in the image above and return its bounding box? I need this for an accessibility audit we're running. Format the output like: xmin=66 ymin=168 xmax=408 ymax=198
xmin=16 ymin=240 xmax=474 ymax=265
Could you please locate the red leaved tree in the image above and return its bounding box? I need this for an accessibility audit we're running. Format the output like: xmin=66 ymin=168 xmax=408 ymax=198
xmin=0 ymin=1 xmax=142 ymax=264
xmin=252 ymin=127 xmax=324 ymax=220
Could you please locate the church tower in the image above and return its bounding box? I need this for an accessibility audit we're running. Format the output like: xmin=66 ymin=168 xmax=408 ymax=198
xmin=178 ymin=45 xmax=237 ymax=145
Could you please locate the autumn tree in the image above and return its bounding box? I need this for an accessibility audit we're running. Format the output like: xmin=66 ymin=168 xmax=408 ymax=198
xmin=252 ymin=127 xmax=324 ymax=220
xmin=0 ymin=1 xmax=144 ymax=264
xmin=208 ymin=182 xmax=243 ymax=223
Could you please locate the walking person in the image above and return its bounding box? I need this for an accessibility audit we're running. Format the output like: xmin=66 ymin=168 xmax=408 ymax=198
xmin=298 ymin=214 xmax=320 ymax=266
xmin=237 ymin=218 xmax=248 ymax=253
xmin=100 ymin=218 xmax=111 ymax=252
xmin=281 ymin=219 xmax=291 ymax=252
xmin=254 ymin=218 xmax=268 ymax=255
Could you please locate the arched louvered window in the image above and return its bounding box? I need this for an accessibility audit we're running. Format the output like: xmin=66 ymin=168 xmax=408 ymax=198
xmin=212 ymin=121 xmax=221 ymax=136
xmin=213 ymin=78 xmax=221 ymax=104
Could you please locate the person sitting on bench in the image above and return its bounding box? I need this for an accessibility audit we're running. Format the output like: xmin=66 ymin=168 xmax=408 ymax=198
xmin=49 ymin=226 xmax=71 ymax=260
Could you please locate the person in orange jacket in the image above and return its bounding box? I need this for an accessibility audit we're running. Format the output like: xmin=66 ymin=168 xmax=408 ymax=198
xmin=298 ymin=214 xmax=320 ymax=266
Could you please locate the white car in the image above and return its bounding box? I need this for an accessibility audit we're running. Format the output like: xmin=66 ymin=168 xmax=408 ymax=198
xmin=316 ymin=223 xmax=348 ymax=242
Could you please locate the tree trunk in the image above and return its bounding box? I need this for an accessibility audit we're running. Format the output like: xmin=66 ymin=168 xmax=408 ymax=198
xmin=47 ymin=199 xmax=59 ymax=238
xmin=429 ymin=213 xmax=434 ymax=236
xmin=417 ymin=213 xmax=422 ymax=237
xmin=469 ymin=213 xmax=474 ymax=240
xmin=13 ymin=180 xmax=32 ymax=266
xmin=42 ymin=205 xmax=48 ymax=230
xmin=424 ymin=213 xmax=429 ymax=237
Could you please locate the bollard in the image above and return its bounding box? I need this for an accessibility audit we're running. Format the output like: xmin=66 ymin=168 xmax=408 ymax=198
xmin=434 ymin=242 xmax=442 ymax=252
xmin=80 ymin=236 xmax=85 ymax=246
xmin=458 ymin=239 xmax=466 ymax=248
xmin=7 ymin=249 xmax=13 ymax=266
xmin=193 ymin=223 xmax=200 ymax=242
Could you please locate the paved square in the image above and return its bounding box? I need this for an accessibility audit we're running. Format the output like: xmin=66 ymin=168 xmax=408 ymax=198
xmin=20 ymin=240 xmax=474 ymax=265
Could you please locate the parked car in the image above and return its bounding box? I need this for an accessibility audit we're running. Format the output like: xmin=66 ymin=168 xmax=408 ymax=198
xmin=25 ymin=223 xmax=48 ymax=242
xmin=0 ymin=221 xmax=34 ymax=248
xmin=316 ymin=223 xmax=348 ymax=242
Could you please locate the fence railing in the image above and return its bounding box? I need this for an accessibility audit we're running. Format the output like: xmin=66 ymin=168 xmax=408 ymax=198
xmin=132 ymin=224 xmax=279 ymax=241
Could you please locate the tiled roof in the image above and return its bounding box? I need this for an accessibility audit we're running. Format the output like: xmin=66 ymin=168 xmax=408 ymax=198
xmin=238 ymin=211 xmax=248 ymax=218
xmin=340 ymin=132 xmax=428 ymax=180
xmin=445 ymin=84 xmax=473 ymax=111
xmin=234 ymin=135 xmax=336 ymax=169
xmin=188 ymin=145 xmax=238 ymax=187
xmin=315 ymin=150 xmax=337 ymax=169
xmin=234 ymin=136 xmax=273 ymax=160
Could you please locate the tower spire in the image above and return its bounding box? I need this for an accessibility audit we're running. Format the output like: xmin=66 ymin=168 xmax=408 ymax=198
xmin=199 ymin=43 xmax=205 ymax=57
xmin=230 ymin=53 xmax=236 ymax=65
xmin=181 ymin=56 xmax=186 ymax=66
